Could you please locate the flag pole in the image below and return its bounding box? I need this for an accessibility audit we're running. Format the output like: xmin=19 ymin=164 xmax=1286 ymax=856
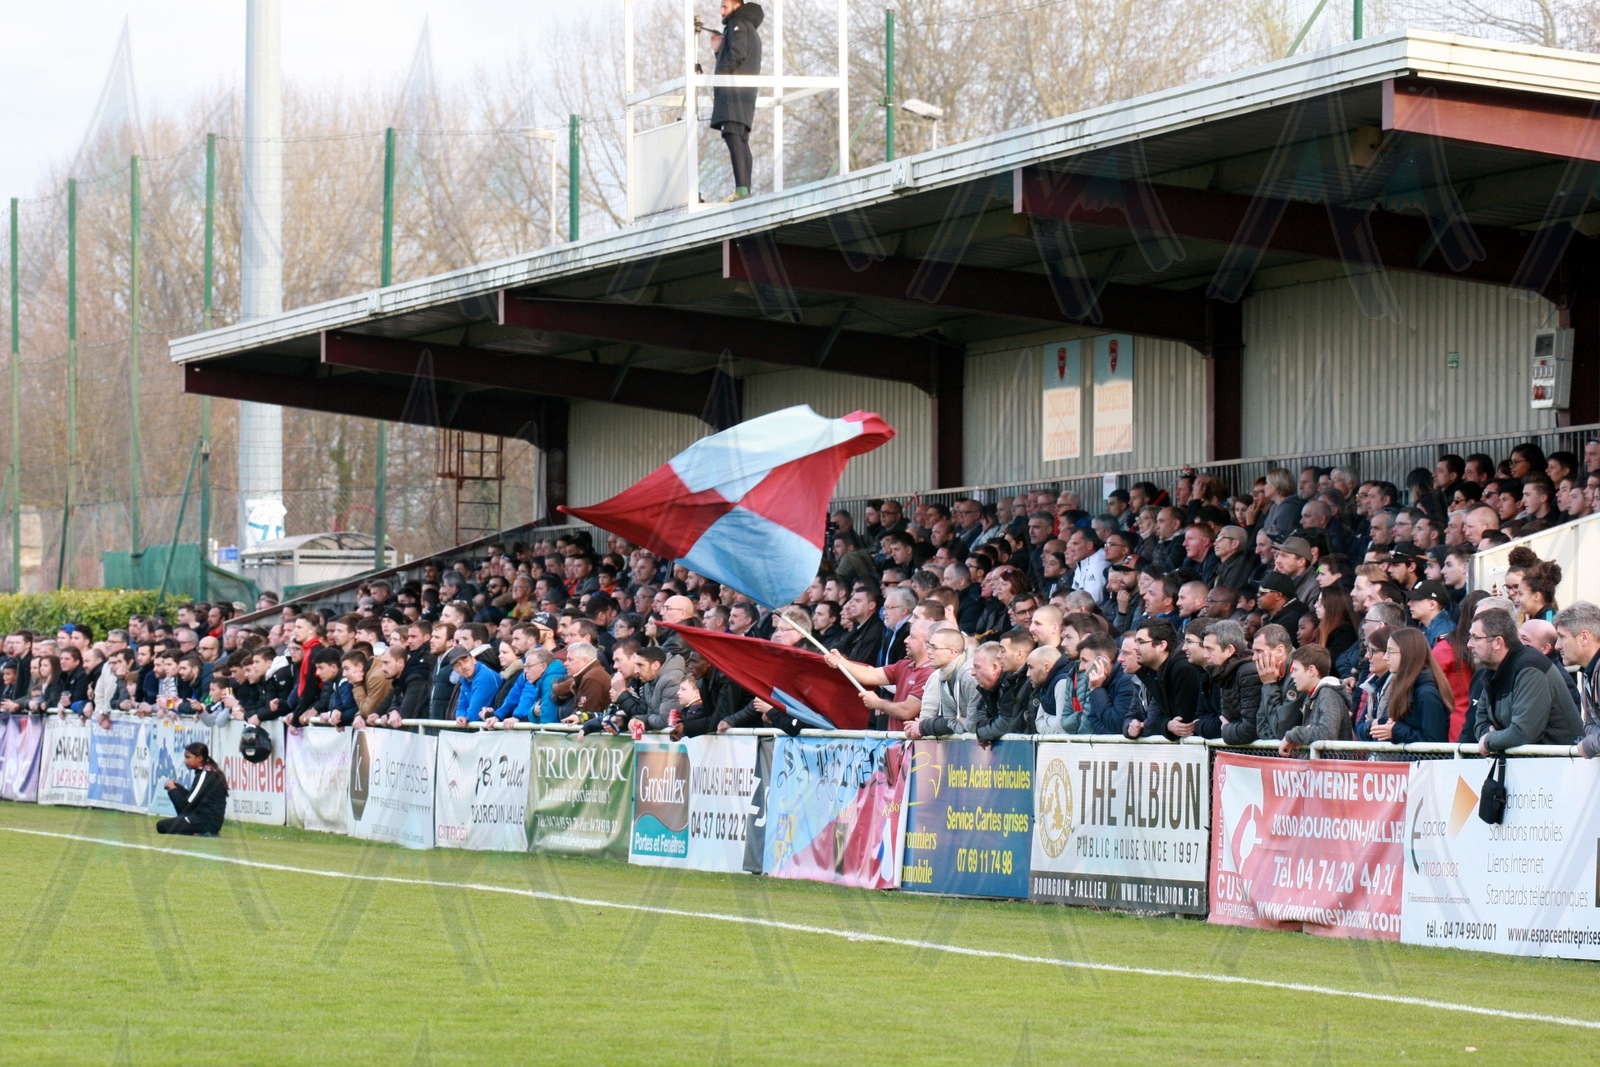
xmin=771 ymin=607 xmax=869 ymax=695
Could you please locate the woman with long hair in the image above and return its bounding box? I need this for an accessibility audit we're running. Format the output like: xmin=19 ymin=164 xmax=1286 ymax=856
xmin=1518 ymin=559 xmax=1562 ymax=623
xmin=157 ymin=742 xmax=229 ymax=836
xmin=1352 ymin=625 xmax=1394 ymax=736
xmin=1434 ymin=589 xmax=1485 ymax=741
xmin=1313 ymin=585 xmax=1359 ymax=664
xmin=1359 ymin=627 xmax=1453 ymax=744
xmin=27 ymin=654 xmax=62 ymax=713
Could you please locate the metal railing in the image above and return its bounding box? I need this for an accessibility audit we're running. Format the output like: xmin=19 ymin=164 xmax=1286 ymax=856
xmin=830 ymin=421 xmax=1600 ymax=517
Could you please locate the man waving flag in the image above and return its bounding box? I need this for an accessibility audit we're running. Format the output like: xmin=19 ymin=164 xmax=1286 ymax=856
xmin=561 ymin=405 xmax=894 ymax=608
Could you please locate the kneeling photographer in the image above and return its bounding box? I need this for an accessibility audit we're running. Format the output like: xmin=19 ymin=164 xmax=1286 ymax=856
xmin=156 ymin=742 xmax=229 ymax=836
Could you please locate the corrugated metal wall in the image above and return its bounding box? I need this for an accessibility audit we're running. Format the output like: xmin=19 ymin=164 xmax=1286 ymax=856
xmin=567 ymin=401 xmax=706 ymax=506
xmin=1241 ymin=272 xmax=1560 ymax=456
xmin=963 ymin=328 xmax=1208 ymax=486
xmin=741 ymin=368 xmax=932 ymax=497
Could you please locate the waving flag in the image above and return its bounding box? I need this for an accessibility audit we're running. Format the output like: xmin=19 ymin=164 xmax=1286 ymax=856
xmin=561 ymin=405 xmax=893 ymax=607
xmin=659 ymin=623 xmax=869 ymax=731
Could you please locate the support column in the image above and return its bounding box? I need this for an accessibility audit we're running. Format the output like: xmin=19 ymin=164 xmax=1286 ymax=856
xmin=128 ymin=154 xmax=142 ymax=555
xmin=539 ymin=399 xmax=569 ymax=522
xmin=932 ymin=346 xmax=964 ymax=488
xmin=1205 ymin=298 xmax=1244 ymax=462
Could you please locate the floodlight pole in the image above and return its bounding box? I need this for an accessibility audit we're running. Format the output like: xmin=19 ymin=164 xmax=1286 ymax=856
xmin=1353 ymin=0 xmax=1364 ymax=39
xmin=129 ymin=154 xmax=143 ymax=558
xmin=569 ymin=115 xmax=581 ymax=241
xmin=63 ymin=177 xmax=76 ymax=589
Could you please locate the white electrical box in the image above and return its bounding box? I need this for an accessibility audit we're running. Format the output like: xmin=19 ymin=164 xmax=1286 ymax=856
xmin=1530 ymin=327 xmax=1574 ymax=410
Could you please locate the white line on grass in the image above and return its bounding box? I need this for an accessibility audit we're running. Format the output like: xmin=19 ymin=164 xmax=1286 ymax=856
xmin=6 ymin=824 xmax=1598 ymax=1033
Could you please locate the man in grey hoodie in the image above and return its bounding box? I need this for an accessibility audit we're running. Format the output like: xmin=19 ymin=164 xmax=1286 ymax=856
xmin=1277 ymin=644 xmax=1351 ymax=757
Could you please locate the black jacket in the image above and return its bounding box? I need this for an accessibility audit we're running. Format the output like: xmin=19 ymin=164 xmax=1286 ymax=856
xmin=838 ymin=614 xmax=886 ymax=668
xmin=1215 ymin=654 xmax=1263 ymax=745
xmin=972 ymin=667 xmax=1030 ymax=743
xmin=386 ymin=652 xmax=433 ymax=720
xmin=429 ymin=656 xmax=459 ymax=720
xmin=709 ymin=2 xmax=764 ymax=131
xmin=166 ymin=767 xmax=229 ymax=833
xmin=1132 ymin=654 xmax=1204 ymax=739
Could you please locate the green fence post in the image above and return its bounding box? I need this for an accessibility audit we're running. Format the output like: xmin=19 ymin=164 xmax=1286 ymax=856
xmin=568 ymin=115 xmax=581 ymax=242
xmin=156 ymin=438 xmax=202 ymax=607
xmin=8 ymin=196 xmax=18 ymax=592
xmin=62 ymin=177 xmax=76 ymax=589
xmin=129 ymin=154 xmax=142 ymax=557
xmin=884 ymin=8 xmax=896 ymax=163
xmin=375 ymin=127 xmax=395 ymax=570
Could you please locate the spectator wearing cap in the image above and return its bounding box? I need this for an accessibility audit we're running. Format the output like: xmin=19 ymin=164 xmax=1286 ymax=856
xmin=1257 ymin=572 xmax=1306 ymax=642
xmin=1273 ymin=536 xmax=1319 ymax=608
xmin=1468 ymin=607 xmax=1582 ymax=752
xmin=1407 ymin=581 xmax=1457 ymax=644
xmin=1385 ymin=543 xmax=1427 ymax=590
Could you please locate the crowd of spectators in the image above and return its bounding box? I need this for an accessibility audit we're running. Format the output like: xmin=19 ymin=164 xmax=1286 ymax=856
xmin=6 ymin=439 xmax=1599 ymax=759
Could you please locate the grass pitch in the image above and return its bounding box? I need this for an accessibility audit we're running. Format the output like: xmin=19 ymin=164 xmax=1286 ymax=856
xmin=0 ymin=802 xmax=1595 ymax=1065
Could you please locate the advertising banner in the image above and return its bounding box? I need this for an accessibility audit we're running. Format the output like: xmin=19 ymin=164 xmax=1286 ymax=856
xmin=903 ymin=739 xmax=1034 ymax=899
xmin=86 ymin=718 xmax=153 ymax=813
xmin=348 ymin=727 xmax=437 ymax=849
xmin=1041 ymin=340 xmax=1082 ymax=462
xmin=434 ymin=730 xmax=531 ymax=852
xmin=742 ymin=737 xmax=774 ymax=875
xmin=38 ymin=716 xmax=92 ymax=807
xmin=0 ymin=713 xmax=44 ymax=802
xmin=147 ymin=719 xmax=215 ymax=816
xmin=213 ymin=719 xmax=287 ymax=825
xmin=1402 ymin=758 xmax=1600 ymax=959
xmin=763 ymin=737 xmax=909 ymax=890
xmin=285 ymin=726 xmax=352 ymax=834
xmin=1029 ymin=742 xmax=1209 ymax=915
xmin=1209 ymin=753 xmax=1406 ymax=939
xmin=630 ymin=735 xmax=761 ymax=872
xmin=529 ymin=733 xmax=633 ymax=859
xmin=1092 ymin=333 xmax=1134 ymax=456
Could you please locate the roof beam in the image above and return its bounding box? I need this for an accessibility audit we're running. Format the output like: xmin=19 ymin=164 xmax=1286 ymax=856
xmin=1014 ymin=167 xmax=1546 ymax=295
xmin=722 ymin=240 xmax=1211 ymax=349
xmin=1385 ymin=76 xmax=1600 ymax=164
xmin=497 ymin=294 xmax=950 ymax=392
xmin=183 ymin=363 xmax=538 ymax=438
xmin=320 ymin=331 xmax=714 ymax=419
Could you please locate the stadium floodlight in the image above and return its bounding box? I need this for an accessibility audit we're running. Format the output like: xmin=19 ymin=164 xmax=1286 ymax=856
xmin=901 ymin=99 xmax=945 ymax=149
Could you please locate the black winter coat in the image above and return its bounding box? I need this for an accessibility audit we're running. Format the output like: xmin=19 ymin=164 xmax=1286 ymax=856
xmin=1215 ymin=654 xmax=1263 ymax=745
xmin=166 ymin=767 xmax=229 ymax=834
xmin=709 ymin=3 xmax=764 ymax=131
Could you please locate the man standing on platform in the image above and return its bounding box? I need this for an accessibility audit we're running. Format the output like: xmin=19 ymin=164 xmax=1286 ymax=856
xmin=708 ymin=0 xmax=765 ymax=200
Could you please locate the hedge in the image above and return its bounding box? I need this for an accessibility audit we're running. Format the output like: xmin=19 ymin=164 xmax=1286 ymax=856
xmin=0 ymin=589 xmax=168 ymax=637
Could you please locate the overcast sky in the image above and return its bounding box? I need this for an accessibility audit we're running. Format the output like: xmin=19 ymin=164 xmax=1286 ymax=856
xmin=0 ymin=0 xmax=591 ymax=196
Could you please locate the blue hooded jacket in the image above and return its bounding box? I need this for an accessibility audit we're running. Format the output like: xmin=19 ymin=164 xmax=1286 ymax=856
xmin=497 ymin=658 xmax=570 ymax=724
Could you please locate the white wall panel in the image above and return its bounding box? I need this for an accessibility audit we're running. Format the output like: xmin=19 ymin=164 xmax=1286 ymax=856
xmin=740 ymin=368 xmax=932 ymax=497
xmin=963 ymin=329 xmax=1208 ymax=487
xmin=567 ymin=401 xmax=705 ymax=506
xmin=1240 ymin=273 xmax=1559 ymax=456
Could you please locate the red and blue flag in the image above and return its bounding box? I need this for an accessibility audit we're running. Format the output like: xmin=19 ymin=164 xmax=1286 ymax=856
xmin=561 ymin=405 xmax=894 ymax=607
